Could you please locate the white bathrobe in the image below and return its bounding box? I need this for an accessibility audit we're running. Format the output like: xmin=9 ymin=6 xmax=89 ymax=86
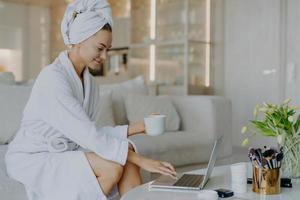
xmin=5 ymin=51 xmax=131 ymax=200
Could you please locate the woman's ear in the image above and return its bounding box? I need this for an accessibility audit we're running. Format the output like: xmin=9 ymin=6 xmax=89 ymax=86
xmin=71 ymin=44 xmax=81 ymax=53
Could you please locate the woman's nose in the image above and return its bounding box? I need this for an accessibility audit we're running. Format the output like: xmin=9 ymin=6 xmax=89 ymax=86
xmin=100 ymin=50 xmax=107 ymax=61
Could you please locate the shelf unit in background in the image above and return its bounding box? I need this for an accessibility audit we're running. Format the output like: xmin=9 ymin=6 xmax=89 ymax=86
xmin=129 ymin=0 xmax=212 ymax=95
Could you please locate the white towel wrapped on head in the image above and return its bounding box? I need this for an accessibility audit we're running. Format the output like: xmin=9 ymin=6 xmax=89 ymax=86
xmin=61 ymin=0 xmax=113 ymax=45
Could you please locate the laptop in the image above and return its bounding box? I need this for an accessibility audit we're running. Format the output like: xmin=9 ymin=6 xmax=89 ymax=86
xmin=150 ymin=135 xmax=223 ymax=190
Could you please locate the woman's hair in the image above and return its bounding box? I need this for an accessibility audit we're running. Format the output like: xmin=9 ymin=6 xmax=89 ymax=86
xmin=101 ymin=23 xmax=112 ymax=32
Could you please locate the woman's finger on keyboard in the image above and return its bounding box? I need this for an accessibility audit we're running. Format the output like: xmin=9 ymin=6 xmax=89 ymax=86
xmin=158 ymin=166 xmax=177 ymax=179
xmin=162 ymin=162 xmax=176 ymax=173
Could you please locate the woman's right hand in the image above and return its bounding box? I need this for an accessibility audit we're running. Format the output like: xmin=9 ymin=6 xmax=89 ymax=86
xmin=138 ymin=157 xmax=177 ymax=179
xmin=128 ymin=121 xmax=145 ymax=136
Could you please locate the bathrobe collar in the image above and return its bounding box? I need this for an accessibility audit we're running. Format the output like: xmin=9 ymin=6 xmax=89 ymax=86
xmin=58 ymin=51 xmax=91 ymax=108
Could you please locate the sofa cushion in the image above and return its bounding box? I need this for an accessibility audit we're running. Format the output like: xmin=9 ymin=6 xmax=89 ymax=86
xmin=99 ymin=76 xmax=148 ymax=125
xmin=125 ymin=94 xmax=180 ymax=131
xmin=129 ymin=131 xmax=216 ymax=167
xmin=0 ymin=85 xmax=32 ymax=144
xmin=0 ymin=145 xmax=27 ymax=200
xmin=0 ymin=72 xmax=15 ymax=85
xmin=95 ymin=91 xmax=115 ymax=127
xmin=94 ymin=73 xmax=131 ymax=85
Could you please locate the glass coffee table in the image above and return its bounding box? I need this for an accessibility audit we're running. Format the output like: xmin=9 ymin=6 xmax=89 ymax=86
xmin=121 ymin=164 xmax=300 ymax=200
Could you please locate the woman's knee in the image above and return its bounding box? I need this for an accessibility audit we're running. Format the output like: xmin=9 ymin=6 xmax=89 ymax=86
xmin=85 ymin=152 xmax=123 ymax=180
xmin=109 ymin=163 xmax=124 ymax=182
xmin=121 ymin=162 xmax=141 ymax=183
xmin=95 ymin=163 xmax=123 ymax=196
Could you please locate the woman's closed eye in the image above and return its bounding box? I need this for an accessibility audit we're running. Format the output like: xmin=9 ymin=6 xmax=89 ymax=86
xmin=97 ymin=47 xmax=104 ymax=52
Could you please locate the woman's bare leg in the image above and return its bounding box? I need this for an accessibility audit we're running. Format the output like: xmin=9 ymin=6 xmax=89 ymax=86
xmin=118 ymin=161 xmax=142 ymax=196
xmin=85 ymin=152 xmax=124 ymax=196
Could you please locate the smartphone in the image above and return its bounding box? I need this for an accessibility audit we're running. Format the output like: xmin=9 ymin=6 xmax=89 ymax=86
xmin=215 ymin=188 xmax=234 ymax=198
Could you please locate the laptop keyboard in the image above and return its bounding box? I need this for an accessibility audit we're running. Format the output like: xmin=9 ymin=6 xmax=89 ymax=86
xmin=173 ymin=174 xmax=204 ymax=187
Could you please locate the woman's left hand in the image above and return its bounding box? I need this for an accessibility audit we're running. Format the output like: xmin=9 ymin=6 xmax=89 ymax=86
xmin=138 ymin=157 xmax=177 ymax=179
xmin=128 ymin=121 xmax=145 ymax=136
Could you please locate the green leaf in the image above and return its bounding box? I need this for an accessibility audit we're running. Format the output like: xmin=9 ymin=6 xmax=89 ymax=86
xmin=241 ymin=138 xmax=250 ymax=147
xmin=287 ymin=110 xmax=296 ymax=116
xmin=250 ymin=121 xmax=277 ymax=137
xmin=294 ymin=115 xmax=300 ymax=133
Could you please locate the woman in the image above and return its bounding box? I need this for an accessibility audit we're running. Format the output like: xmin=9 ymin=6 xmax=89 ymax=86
xmin=5 ymin=0 xmax=176 ymax=200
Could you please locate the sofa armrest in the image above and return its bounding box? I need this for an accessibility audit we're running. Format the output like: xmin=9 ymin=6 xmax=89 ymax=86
xmin=168 ymin=95 xmax=232 ymax=159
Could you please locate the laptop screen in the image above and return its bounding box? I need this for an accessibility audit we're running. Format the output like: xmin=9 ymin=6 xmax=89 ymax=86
xmin=201 ymin=135 xmax=223 ymax=188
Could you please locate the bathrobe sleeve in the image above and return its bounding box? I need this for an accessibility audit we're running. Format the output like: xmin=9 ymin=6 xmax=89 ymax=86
xmin=35 ymin=69 xmax=129 ymax=165
xmin=89 ymin=76 xmax=129 ymax=140
xmin=96 ymin=126 xmax=128 ymax=140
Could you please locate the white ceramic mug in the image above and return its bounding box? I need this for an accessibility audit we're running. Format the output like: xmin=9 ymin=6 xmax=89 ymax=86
xmin=230 ymin=162 xmax=248 ymax=194
xmin=144 ymin=114 xmax=166 ymax=136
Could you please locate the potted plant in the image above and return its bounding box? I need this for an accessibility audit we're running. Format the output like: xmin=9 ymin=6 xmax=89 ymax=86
xmin=241 ymin=99 xmax=300 ymax=178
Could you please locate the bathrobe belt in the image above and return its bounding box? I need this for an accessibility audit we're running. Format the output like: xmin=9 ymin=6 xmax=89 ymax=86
xmin=47 ymin=136 xmax=80 ymax=153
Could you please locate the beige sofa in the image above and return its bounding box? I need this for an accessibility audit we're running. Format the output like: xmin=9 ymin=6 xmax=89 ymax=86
xmin=0 ymin=76 xmax=232 ymax=200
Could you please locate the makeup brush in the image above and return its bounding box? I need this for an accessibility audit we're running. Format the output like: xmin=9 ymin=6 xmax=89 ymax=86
xmin=271 ymin=154 xmax=277 ymax=168
xmin=262 ymin=157 xmax=269 ymax=169
xmin=276 ymin=152 xmax=284 ymax=161
xmin=263 ymin=148 xmax=275 ymax=157
xmin=254 ymin=149 xmax=262 ymax=167
xmin=276 ymin=152 xmax=284 ymax=168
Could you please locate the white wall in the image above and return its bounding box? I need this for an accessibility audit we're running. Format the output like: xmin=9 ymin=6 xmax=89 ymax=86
xmin=0 ymin=1 xmax=50 ymax=81
xmin=211 ymin=0 xmax=225 ymax=96
xmin=286 ymin=0 xmax=300 ymax=105
xmin=27 ymin=5 xmax=50 ymax=80
xmin=224 ymin=0 xmax=285 ymax=148
xmin=0 ymin=2 xmax=26 ymax=80
xmin=112 ymin=17 xmax=130 ymax=48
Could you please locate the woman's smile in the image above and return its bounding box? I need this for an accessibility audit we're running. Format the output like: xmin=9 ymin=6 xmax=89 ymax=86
xmin=93 ymin=58 xmax=102 ymax=64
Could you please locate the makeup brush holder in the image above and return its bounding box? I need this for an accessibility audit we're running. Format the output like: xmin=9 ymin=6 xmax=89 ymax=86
xmin=252 ymin=166 xmax=280 ymax=195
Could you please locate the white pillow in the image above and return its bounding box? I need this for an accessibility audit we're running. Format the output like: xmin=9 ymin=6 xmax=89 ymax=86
xmin=0 ymin=72 xmax=15 ymax=85
xmin=95 ymin=91 xmax=115 ymax=127
xmin=125 ymin=94 xmax=181 ymax=131
xmin=0 ymin=85 xmax=32 ymax=144
xmin=94 ymin=73 xmax=131 ymax=85
xmin=99 ymin=76 xmax=148 ymax=125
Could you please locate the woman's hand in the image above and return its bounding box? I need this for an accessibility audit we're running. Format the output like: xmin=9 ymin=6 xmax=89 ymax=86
xmin=128 ymin=121 xmax=145 ymax=136
xmin=127 ymin=150 xmax=177 ymax=179
xmin=138 ymin=157 xmax=177 ymax=179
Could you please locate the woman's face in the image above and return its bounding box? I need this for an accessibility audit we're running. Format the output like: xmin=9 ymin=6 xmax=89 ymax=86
xmin=78 ymin=29 xmax=112 ymax=71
